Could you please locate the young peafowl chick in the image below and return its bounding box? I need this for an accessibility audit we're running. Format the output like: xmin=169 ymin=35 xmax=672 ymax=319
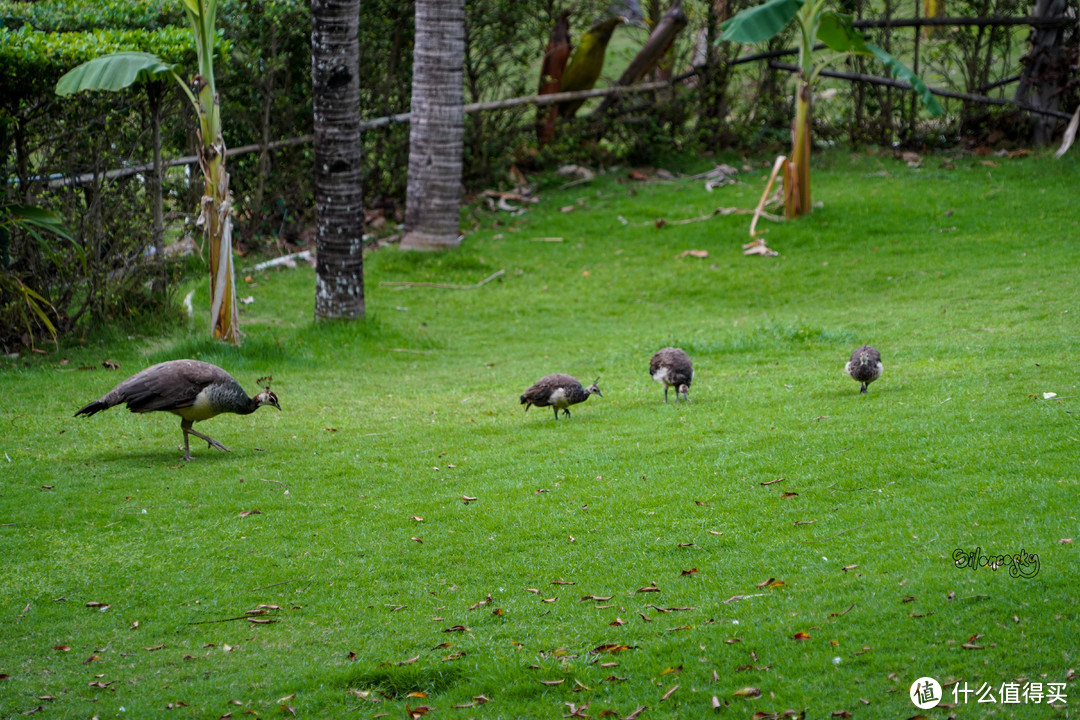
xmin=75 ymin=359 xmax=280 ymax=460
xmin=845 ymin=346 xmax=883 ymax=393
xmin=649 ymin=347 xmax=693 ymax=403
xmin=520 ymin=374 xmax=602 ymax=420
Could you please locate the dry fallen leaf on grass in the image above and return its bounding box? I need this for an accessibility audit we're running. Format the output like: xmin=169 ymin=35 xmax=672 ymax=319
xmin=580 ymin=595 xmax=613 ymax=602
xmin=661 ymin=684 xmax=680 ymax=701
xmin=792 ymin=631 xmax=811 ymax=640
xmin=564 ymin=701 xmax=590 ymax=718
xmin=733 ymin=687 xmax=762 ymax=698
xmin=591 ymin=643 xmax=636 ymax=654
xmin=469 ymin=594 xmax=493 ymax=610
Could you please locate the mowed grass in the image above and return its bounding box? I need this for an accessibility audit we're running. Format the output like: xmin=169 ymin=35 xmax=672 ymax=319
xmin=1 ymin=149 xmax=1077 ymax=719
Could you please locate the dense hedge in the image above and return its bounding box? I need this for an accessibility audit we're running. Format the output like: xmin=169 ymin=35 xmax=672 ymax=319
xmin=0 ymin=25 xmax=198 ymax=98
xmin=0 ymin=0 xmax=185 ymax=31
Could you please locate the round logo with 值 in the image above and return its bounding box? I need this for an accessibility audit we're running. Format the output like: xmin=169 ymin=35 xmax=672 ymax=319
xmin=910 ymin=677 xmax=942 ymax=709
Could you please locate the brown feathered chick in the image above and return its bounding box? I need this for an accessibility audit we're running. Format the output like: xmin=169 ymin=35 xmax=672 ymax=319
xmin=520 ymin=373 xmax=602 ymax=420
xmin=845 ymin=346 xmax=883 ymax=393
xmin=649 ymin=347 xmax=693 ymax=403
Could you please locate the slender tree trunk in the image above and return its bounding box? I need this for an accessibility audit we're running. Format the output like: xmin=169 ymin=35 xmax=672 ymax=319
xmin=536 ymin=10 xmax=571 ymax=147
xmin=1015 ymin=0 xmax=1068 ymax=145
xmin=148 ymin=82 xmax=166 ymax=297
xmin=400 ymin=0 xmax=466 ymax=251
xmin=311 ymin=0 xmax=366 ymax=319
xmin=253 ymin=32 xmax=278 ymax=241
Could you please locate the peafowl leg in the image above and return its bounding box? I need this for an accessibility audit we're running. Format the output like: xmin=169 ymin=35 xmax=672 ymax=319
xmin=180 ymin=419 xmax=230 ymax=460
xmin=664 ymin=386 xmax=669 ymax=403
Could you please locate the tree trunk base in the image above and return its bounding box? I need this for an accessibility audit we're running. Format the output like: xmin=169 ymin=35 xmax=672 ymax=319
xmin=400 ymin=230 xmax=463 ymax=251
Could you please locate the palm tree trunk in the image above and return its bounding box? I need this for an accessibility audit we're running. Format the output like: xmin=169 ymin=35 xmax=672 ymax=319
xmin=400 ymin=0 xmax=465 ymax=251
xmin=311 ymin=0 xmax=366 ymax=318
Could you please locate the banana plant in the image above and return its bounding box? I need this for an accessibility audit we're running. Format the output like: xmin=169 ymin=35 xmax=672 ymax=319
xmin=56 ymin=0 xmax=241 ymax=345
xmin=1 ymin=204 xmax=78 ymax=348
xmin=720 ymin=0 xmax=944 ymax=219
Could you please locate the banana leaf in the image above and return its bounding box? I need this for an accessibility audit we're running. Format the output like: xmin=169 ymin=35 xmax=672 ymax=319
xmin=719 ymin=0 xmax=804 ymax=43
xmin=866 ymin=42 xmax=944 ymax=116
xmin=816 ymin=10 xmax=863 ymax=52
xmin=56 ymin=52 xmax=176 ymax=96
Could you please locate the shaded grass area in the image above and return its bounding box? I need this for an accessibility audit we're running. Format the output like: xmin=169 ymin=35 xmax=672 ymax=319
xmin=1 ymin=150 xmax=1077 ymax=718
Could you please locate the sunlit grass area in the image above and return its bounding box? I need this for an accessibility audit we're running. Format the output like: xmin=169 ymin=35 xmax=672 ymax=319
xmin=1 ymin=149 xmax=1077 ymax=718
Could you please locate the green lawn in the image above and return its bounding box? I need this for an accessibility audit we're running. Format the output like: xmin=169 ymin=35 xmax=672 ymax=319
xmin=1 ymin=149 xmax=1077 ymax=719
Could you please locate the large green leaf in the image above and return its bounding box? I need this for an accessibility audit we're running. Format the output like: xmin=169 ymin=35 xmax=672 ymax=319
xmin=866 ymin=42 xmax=945 ymax=116
xmin=1 ymin=204 xmax=86 ymax=272
xmin=816 ymin=10 xmax=870 ymax=53
xmin=1 ymin=205 xmax=73 ymax=242
xmin=719 ymin=0 xmax=804 ymax=43
xmin=55 ymin=51 xmax=176 ymax=96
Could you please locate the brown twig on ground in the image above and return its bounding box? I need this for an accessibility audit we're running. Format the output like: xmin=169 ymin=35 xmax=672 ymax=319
xmin=249 ymin=574 xmax=314 ymax=592
xmin=381 ymin=269 xmax=505 ymax=290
